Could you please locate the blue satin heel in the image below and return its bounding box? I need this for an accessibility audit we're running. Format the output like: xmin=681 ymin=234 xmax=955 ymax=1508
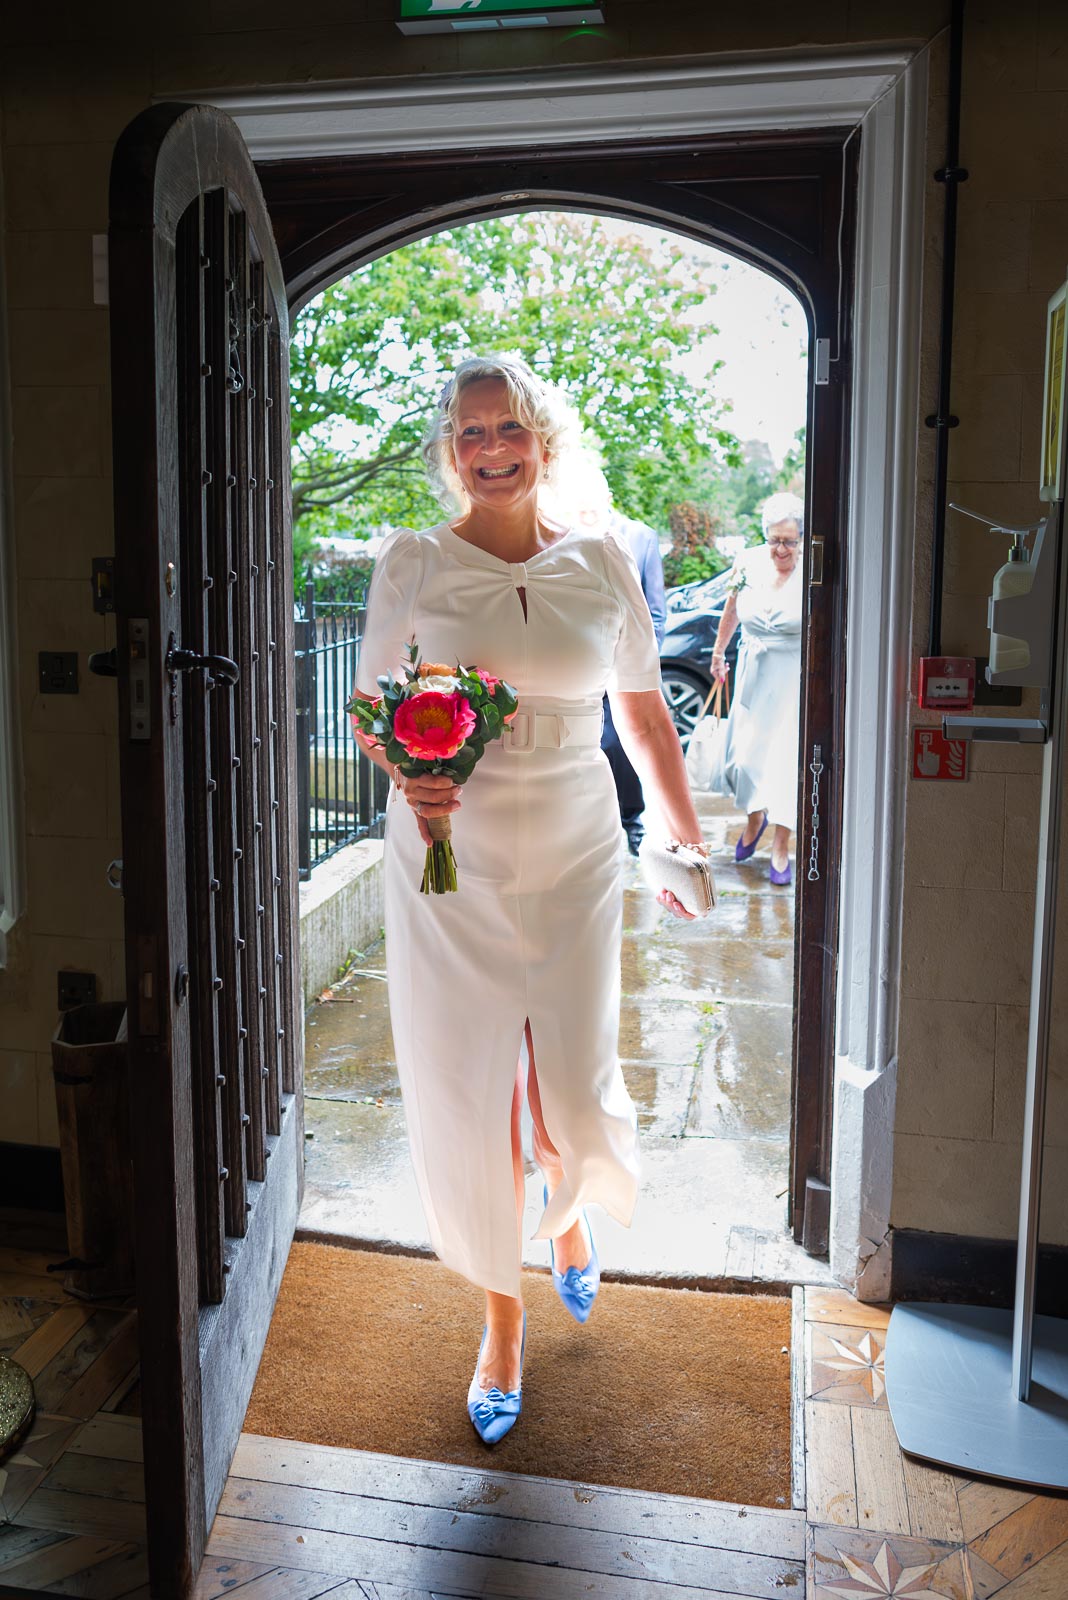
xmin=544 ymin=1184 xmax=600 ymax=1324
xmin=467 ymin=1314 xmax=525 ymax=1445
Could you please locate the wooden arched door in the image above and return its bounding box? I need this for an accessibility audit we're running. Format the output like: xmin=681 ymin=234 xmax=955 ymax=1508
xmin=109 ymin=103 xmax=303 ymax=1596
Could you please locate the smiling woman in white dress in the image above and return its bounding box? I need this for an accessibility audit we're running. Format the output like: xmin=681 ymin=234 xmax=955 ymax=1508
xmin=710 ymin=492 xmax=804 ymax=885
xmin=348 ymin=354 xmax=707 ymax=1444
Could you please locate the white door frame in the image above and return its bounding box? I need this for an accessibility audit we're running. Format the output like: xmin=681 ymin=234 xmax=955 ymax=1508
xmin=195 ymin=46 xmax=930 ymax=1296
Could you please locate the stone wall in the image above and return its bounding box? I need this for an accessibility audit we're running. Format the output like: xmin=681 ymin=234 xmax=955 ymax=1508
xmin=298 ymin=840 xmax=384 ymax=1008
xmin=894 ymin=7 xmax=1068 ymax=1246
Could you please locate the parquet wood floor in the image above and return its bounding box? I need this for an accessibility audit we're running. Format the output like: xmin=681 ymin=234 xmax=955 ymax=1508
xmin=2 ymin=1229 xmax=1066 ymax=1600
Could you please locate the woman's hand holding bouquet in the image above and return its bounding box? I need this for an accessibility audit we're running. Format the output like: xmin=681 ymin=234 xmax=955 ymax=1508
xmin=346 ymin=641 xmax=518 ymax=894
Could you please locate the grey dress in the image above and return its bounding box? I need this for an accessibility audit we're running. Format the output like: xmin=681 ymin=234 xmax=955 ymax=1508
xmin=721 ymin=544 xmax=803 ymax=831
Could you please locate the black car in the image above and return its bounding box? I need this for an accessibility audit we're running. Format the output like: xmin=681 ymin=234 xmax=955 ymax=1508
xmin=659 ymin=570 xmax=740 ymax=745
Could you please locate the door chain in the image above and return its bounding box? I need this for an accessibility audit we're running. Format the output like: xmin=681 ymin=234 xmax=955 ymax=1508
xmin=808 ymin=744 xmax=824 ymax=882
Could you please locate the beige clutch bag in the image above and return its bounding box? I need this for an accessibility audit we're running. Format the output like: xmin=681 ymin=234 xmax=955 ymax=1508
xmin=637 ymin=837 xmax=717 ymax=916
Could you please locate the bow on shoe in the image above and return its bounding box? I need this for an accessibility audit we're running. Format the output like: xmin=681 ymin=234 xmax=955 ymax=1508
xmin=467 ymin=1318 xmax=526 ymax=1445
xmin=543 ymin=1185 xmax=601 ymax=1325
xmin=558 ymin=1264 xmax=598 ymax=1315
xmin=469 ymin=1387 xmax=521 ymax=1431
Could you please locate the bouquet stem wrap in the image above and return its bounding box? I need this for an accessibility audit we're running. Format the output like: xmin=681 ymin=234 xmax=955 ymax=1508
xmin=422 ymin=813 xmax=458 ymax=894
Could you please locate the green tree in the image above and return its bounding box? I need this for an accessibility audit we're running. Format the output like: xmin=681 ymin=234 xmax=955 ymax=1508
xmin=775 ymin=425 xmax=807 ymax=496
xmin=663 ymin=502 xmax=729 ymax=588
xmin=640 ymin=429 xmax=807 ymax=588
xmin=290 ymin=213 xmax=741 ymax=577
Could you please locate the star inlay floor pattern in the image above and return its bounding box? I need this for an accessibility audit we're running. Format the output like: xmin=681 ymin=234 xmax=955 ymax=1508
xmin=810 ymin=1322 xmax=887 ymax=1406
xmin=805 ymin=1290 xmax=1068 ymax=1600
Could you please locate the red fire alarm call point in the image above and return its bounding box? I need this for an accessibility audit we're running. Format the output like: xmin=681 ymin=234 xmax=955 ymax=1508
xmin=918 ymin=656 xmax=976 ymax=710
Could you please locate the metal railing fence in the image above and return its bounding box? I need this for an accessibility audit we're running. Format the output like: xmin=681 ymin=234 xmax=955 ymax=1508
xmin=294 ymin=579 xmax=389 ymax=879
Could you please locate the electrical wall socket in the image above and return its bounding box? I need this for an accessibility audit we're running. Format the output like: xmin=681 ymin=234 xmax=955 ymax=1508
xmin=58 ymin=971 xmax=97 ymax=1010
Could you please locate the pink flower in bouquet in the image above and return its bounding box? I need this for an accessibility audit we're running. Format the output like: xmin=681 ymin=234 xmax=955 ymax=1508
xmin=394 ymin=691 xmax=476 ymax=761
xmin=475 ymin=669 xmax=518 ymax=720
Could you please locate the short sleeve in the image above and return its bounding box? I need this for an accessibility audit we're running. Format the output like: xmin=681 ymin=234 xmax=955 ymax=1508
xmin=603 ymin=529 xmax=663 ymax=694
xmin=353 ymin=527 xmax=423 ymax=696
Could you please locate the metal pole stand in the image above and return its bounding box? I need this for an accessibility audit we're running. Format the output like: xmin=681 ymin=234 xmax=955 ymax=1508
xmin=884 ymin=497 xmax=1068 ymax=1490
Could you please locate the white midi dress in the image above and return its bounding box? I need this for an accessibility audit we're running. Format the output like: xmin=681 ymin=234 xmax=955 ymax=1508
xmin=721 ymin=545 xmax=803 ymax=832
xmin=354 ymin=520 xmax=664 ymax=1298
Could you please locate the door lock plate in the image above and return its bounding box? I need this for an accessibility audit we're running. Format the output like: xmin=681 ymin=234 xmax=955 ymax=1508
xmin=128 ymin=618 xmax=150 ymax=740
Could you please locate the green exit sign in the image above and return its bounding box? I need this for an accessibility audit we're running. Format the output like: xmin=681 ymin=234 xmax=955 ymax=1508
xmin=398 ymin=0 xmax=604 ymax=32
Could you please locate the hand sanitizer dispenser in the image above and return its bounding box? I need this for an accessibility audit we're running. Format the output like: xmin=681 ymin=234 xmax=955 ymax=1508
xmin=940 ymin=504 xmax=1056 ymax=745
xmin=945 ymin=503 xmax=1053 ymax=691
xmin=989 ymin=529 xmax=1035 ymax=674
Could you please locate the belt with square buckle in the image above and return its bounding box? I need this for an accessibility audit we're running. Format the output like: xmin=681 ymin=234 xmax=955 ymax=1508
xmin=500 ymin=704 xmax=603 ymax=754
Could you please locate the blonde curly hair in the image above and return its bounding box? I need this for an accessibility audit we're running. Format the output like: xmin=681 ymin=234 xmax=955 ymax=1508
xmin=422 ymin=353 xmax=578 ymax=511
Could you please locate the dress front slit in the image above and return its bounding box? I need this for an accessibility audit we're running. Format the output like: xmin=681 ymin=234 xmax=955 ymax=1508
xmin=355 ymin=519 xmax=662 ymax=1295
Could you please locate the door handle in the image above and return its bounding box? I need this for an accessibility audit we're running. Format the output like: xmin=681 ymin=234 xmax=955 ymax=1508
xmin=166 ymin=645 xmax=240 ymax=685
xmin=88 ymin=648 xmax=118 ymax=677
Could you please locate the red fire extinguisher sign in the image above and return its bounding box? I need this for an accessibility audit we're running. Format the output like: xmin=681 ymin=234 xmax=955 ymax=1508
xmin=912 ymin=727 xmax=968 ymax=781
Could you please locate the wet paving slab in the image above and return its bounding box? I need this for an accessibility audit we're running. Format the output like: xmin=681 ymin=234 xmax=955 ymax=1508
xmin=300 ymin=792 xmax=833 ymax=1287
xmin=305 ymin=973 xmax=397 ymax=1103
xmin=299 ymin=1111 xmax=790 ymax=1282
xmin=618 ymin=1060 xmax=695 ymax=1139
xmin=617 ymin=997 xmax=715 ymax=1062
xmin=686 ymin=1001 xmax=793 ymax=1141
xmin=621 ymin=928 xmax=795 ymax=1007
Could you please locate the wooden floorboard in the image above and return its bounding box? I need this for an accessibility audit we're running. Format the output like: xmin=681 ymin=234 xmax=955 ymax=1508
xmin=0 ymin=1248 xmax=69 ymax=1280
xmin=0 ymin=1525 xmax=71 ymax=1569
xmin=7 ymin=1280 xmax=1068 ymax=1600
xmin=11 ymin=1306 xmax=96 ymax=1381
xmin=16 ymin=1486 xmax=147 ymax=1544
xmin=230 ymin=1436 xmax=805 ymax=1559
xmin=29 ymin=1540 xmax=150 ymax=1597
xmin=803 ymin=1290 xmax=891 ymax=1330
xmin=850 ymin=1407 xmax=910 ymax=1535
xmin=42 ymin=1454 xmax=146 ymax=1507
xmin=194 ymin=1568 xmax=357 ymax=1599
xmin=802 ymin=1402 xmax=856 ymax=1528
xmin=0 ymin=1271 xmax=71 ymax=1305
xmin=59 ymin=1317 xmax=139 ymax=1423
xmin=0 ymin=1534 xmax=129 ymax=1588
xmin=207 ymin=1513 xmax=775 ymax=1599
xmin=899 ymin=1446 xmax=964 ymax=1543
xmin=65 ymin=1416 xmax=143 ymax=1466
xmin=192 ymin=1556 xmax=279 ymax=1598
xmin=219 ymin=1473 xmax=801 ymax=1596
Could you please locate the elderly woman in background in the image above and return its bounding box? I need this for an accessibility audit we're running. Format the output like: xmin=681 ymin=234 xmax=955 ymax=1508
xmin=710 ymin=491 xmax=804 ymax=885
xmin=349 ymin=354 xmax=706 ymax=1445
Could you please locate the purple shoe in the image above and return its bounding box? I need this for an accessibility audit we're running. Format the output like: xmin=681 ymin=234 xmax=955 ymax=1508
xmin=735 ymin=812 xmax=769 ymax=863
xmin=769 ymin=859 xmax=792 ymax=886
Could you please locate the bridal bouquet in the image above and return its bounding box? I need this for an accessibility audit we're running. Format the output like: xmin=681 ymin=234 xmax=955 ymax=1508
xmin=346 ymin=641 xmax=519 ymax=894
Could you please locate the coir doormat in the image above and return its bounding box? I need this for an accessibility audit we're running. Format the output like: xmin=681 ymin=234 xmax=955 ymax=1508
xmin=243 ymin=1241 xmax=793 ymax=1507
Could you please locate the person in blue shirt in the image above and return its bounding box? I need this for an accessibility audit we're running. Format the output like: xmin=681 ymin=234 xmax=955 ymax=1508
xmin=560 ymin=459 xmax=667 ymax=854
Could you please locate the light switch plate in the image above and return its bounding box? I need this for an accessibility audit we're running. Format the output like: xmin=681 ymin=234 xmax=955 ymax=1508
xmin=38 ymin=652 xmax=78 ymax=694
